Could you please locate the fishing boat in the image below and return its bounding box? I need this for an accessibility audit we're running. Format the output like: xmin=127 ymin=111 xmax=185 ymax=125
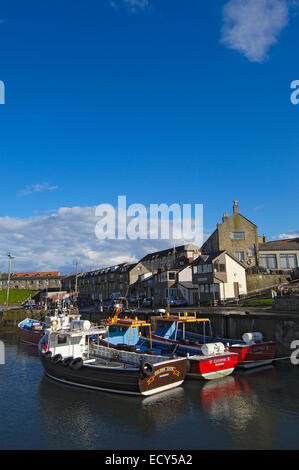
xmin=39 ymin=319 xmax=187 ymax=396
xmin=18 ymin=308 xmax=81 ymax=346
xmin=151 ymin=312 xmax=275 ymax=369
xmin=18 ymin=318 xmax=45 ymax=345
xmin=100 ymin=316 xmax=239 ymax=380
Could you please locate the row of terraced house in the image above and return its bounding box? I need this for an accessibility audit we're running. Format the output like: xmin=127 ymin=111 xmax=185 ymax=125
xmin=62 ymin=201 xmax=299 ymax=306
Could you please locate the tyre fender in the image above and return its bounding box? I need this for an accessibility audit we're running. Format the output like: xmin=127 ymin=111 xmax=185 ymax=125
xmin=62 ymin=356 xmax=73 ymax=367
xmin=69 ymin=357 xmax=83 ymax=370
xmin=44 ymin=351 xmax=52 ymax=360
xmin=140 ymin=360 xmax=154 ymax=378
xmin=51 ymin=353 xmax=62 ymax=365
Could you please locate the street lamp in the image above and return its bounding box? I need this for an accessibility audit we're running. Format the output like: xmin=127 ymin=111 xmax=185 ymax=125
xmin=75 ymin=261 xmax=78 ymax=294
xmin=6 ymin=253 xmax=14 ymax=308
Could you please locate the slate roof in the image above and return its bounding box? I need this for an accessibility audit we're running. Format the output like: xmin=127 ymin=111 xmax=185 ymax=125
xmin=178 ymin=281 xmax=198 ymax=289
xmin=259 ymin=238 xmax=299 ymax=252
xmin=191 ymin=250 xmax=246 ymax=269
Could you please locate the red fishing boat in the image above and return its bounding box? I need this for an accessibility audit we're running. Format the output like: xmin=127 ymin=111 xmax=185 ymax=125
xmin=151 ymin=313 xmax=275 ymax=369
xmin=18 ymin=318 xmax=45 ymax=345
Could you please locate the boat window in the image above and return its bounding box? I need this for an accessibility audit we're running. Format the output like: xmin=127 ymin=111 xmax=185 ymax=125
xmin=57 ymin=335 xmax=67 ymax=344
xmin=158 ymin=321 xmax=168 ymax=328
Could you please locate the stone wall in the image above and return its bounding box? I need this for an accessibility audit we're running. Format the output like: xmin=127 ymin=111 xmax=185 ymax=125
xmin=218 ymin=212 xmax=259 ymax=267
xmin=246 ymin=273 xmax=290 ymax=293
xmin=187 ymin=312 xmax=299 ymax=356
xmin=273 ymin=296 xmax=299 ymax=313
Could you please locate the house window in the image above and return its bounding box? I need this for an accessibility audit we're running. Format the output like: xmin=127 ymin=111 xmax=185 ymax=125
xmin=248 ymin=248 xmax=255 ymax=257
xmin=260 ymin=254 xmax=278 ymax=269
xmin=235 ymin=251 xmax=245 ymax=262
xmin=232 ymin=232 xmax=245 ymax=240
xmin=280 ymin=254 xmax=297 ymax=269
xmin=203 ymin=264 xmax=212 ymax=273
xmin=168 ymin=272 xmax=176 ymax=281
xmin=214 ymin=263 xmax=226 ymax=273
xmin=211 ymin=284 xmax=220 ymax=293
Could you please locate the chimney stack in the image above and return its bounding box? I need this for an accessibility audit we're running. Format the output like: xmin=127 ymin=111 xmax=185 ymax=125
xmin=233 ymin=200 xmax=239 ymax=214
xmin=222 ymin=212 xmax=228 ymax=222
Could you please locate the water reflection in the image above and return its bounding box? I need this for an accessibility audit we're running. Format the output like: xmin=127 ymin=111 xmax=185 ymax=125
xmin=189 ymin=367 xmax=278 ymax=449
xmin=0 ymin=326 xmax=19 ymax=345
xmin=17 ymin=341 xmax=39 ymax=359
xmin=37 ymin=375 xmax=189 ymax=449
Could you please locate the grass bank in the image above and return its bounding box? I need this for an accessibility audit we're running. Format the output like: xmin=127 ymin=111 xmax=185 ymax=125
xmin=0 ymin=290 xmax=36 ymax=305
xmin=243 ymin=298 xmax=274 ymax=307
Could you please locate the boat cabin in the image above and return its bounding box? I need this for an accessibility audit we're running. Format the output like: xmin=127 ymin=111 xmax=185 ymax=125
xmin=42 ymin=321 xmax=105 ymax=359
xmin=153 ymin=313 xmax=213 ymax=343
xmin=104 ymin=318 xmax=152 ymax=348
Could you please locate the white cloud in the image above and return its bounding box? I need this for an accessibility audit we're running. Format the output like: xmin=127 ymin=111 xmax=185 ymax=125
xmin=275 ymin=230 xmax=299 ymax=240
xmin=221 ymin=0 xmax=289 ymax=62
xmin=109 ymin=0 xmax=150 ymax=13
xmin=0 ymin=205 xmax=203 ymax=274
xmin=17 ymin=182 xmax=58 ymax=197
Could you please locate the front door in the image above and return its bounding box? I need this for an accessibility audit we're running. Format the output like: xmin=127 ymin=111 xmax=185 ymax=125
xmin=234 ymin=282 xmax=239 ymax=298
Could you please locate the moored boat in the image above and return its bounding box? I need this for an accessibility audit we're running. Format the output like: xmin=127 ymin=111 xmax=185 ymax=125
xmin=39 ymin=319 xmax=187 ymax=396
xmin=18 ymin=308 xmax=81 ymax=346
xmin=151 ymin=312 xmax=275 ymax=369
xmin=100 ymin=316 xmax=239 ymax=380
xmin=18 ymin=318 xmax=45 ymax=345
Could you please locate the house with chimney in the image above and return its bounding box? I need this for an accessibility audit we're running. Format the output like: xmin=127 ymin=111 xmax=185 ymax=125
xmin=201 ymin=201 xmax=262 ymax=268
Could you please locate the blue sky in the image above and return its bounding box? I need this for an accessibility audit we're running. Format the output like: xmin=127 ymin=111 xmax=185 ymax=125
xmin=0 ymin=0 xmax=298 ymax=272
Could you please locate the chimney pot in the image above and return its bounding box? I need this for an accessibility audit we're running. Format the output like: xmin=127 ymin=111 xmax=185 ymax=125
xmin=233 ymin=200 xmax=239 ymax=214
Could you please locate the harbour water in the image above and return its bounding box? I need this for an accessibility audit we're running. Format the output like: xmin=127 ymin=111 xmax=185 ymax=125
xmin=1 ymin=326 xmax=299 ymax=450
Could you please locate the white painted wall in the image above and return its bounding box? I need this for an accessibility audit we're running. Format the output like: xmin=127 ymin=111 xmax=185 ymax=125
xmin=178 ymin=265 xmax=193 ymax=282
xmin=221 ymin=254 xmax=247 ymax=300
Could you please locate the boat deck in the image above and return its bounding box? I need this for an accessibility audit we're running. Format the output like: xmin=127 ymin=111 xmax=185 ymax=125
xmin=84 ymin=357 xmax=138 ymax=370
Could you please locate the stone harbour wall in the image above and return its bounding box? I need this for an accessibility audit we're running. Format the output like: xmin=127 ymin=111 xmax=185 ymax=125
xmin=190 ymin=312 xmax=299 ymax=356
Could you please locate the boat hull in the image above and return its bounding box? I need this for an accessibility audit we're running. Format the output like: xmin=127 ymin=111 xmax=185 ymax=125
xmin=40 ymin=354 xmax=186 ymax=397
xmin=187 ymin=354 xmax=238 ymax=380
xmin=228 ymin=343 xmax=276 ymax=368
xmin=18 ymin=325 xmax=44 ymax=345
xmin=152 ymin=332 xmax=275 ymax=369
xmin=102 ymin=337 xmax=238 ymax=381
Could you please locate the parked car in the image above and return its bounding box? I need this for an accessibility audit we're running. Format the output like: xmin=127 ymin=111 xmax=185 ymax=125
xmin=25 ymin=304 xmax=35 ymax=310
xmin=142 ymin=297 xmax=153 ymax=307
xmin=127 ymin=296 xmax=137 ymax=304
xmin=164 ymin=297 xmax=186 ymax=307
